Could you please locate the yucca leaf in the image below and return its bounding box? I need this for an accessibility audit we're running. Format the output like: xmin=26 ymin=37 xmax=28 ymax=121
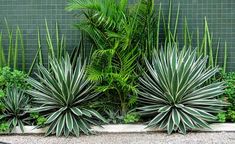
xmin=148 ymin=112 xmax=168 ymax=126
xmin=167 ymin=114 xmax=174 ymax=134
xmin=86 ymin=109 xmax=107 ymax=123
xmin=158 ymin=105 xmax=171 ymax=113
xmin=77 ymin=119 xmax=89 ymax=135
xmin=178 ymin=122 xmax=186 ymax=134
xmin=46 ymin=108 xmax=64 ymax=124
xmin=172 ymin=109 xmax=180 ymax=126
xmin=56 ymin=115 xmax=65 ymax=136
xmin=45 ymin=121 xmax=57 ymax=136
xmin=71 ymin=107 xmax=83 ymax=116
xmin=179 ymin=111 xmax=194 ymax=128
xmin=65 ymin=112 xmax=74 ymax=131
xmin=73 ymin=117 xmax=80 ymax=137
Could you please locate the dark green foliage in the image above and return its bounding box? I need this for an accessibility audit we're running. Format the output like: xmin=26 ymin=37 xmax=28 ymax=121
xmin=138 ymin=46 xmax=226 ymax=134
xmin=27 ymin=54 xmax=107 ymax=137
xmin=30 ymin=112 xmax=47 ymax=127
xmin=0 ymin=87 xmax=30 ymax=132
xmin=227 ymin=110 xmax=235 ymax=122
xmin=215 ymin=72 xmax=235 ymax=122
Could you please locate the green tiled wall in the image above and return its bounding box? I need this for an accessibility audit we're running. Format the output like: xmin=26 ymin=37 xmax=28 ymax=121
xmin=0 ymin=0 xmax=234 ymax=71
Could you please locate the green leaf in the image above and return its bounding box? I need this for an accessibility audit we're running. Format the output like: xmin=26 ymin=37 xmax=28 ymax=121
xmin=71 ymin=107 xmax=83 ymax=116
xmin=65 ymin=112 xmax=74 ymax=131
xmin=172 ymin=108 xmax=180 ymax=126
xmin=178 ymin=122 xmax=186 ymax=134
xmin=86 ymin=109 xmax=107 ymax=123
xmin=56 ymin=114 xmax=65 ymax=136
xmin=167 ymin=115 xmax=174 ymax=134
xmin=148 ymin=112 xmax=168 ymax=127
xmin=46 ymin=108 xmax=64 ymax=124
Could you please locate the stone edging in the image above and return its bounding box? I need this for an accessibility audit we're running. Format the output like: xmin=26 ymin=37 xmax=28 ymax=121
xmin=6 ymin=123 xmax=235 ymax=134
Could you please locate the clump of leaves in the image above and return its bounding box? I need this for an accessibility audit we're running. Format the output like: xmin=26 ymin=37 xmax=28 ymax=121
xmin=28 ymin=54 xmax=107 ymax=137
xmin=227 ymin=110 xmax=235 ymax=122
xmin=124 ymin=113 xmax=140 ymax=124
xmin=0 ymin=122 xmax=10 ymax=132
xmin=138 ymin=46 xmax=226 ymax=134
xmin=30 ymin=112 xmax=47 ymax=127
xmin=104 ymin=110 xmax=123 ymax=124
xmin=217 ymin=112 xmax=226 ymax=123
xmin=214 ymin=72 xmax=235 ymax=122
xmin=0 ymin=67 xmax=29 ymax=90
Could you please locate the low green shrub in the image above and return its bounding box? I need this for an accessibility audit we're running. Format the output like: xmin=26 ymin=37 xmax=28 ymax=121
xmin=215 ymin=72 xmax=235 ymax=122
xmin=0 ymin=67 xmax=29 ymax=90
xmin=138 ymin=46 xmax=226 ymax=134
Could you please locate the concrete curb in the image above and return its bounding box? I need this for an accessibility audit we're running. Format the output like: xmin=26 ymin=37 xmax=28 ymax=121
xmin=5 ymin=123 xmax=235 ymax=134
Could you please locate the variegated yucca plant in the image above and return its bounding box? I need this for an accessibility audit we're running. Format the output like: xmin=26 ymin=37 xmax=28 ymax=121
xmin=138 ymin=45 xmax=227 ymax=134
xmin=0 ymin=87 xmax=29 ymax=132
xmin=27 ymin=54 xmax=106 ymax=137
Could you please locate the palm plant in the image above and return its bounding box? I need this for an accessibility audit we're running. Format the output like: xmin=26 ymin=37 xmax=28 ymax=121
xmin=138 ymin=45 xmax=226 ymax=134
xmin=67 ymin=0 xmax=158 ymax=115
xmin=27 ymin=54 xmax=106 ymax=137
xmin=0 ymin=87 xmax=29 ymax=132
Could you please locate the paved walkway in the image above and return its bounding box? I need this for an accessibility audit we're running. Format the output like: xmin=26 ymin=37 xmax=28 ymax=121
xmin=0 ymin=132 xmax=235 ymax=144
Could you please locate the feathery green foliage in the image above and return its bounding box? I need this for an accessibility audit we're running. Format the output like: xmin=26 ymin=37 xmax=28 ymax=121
xmin=67 ymin=0 xmax=158 ymax=115
xmin=138 ymin=45 xmax=226 ymax=134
